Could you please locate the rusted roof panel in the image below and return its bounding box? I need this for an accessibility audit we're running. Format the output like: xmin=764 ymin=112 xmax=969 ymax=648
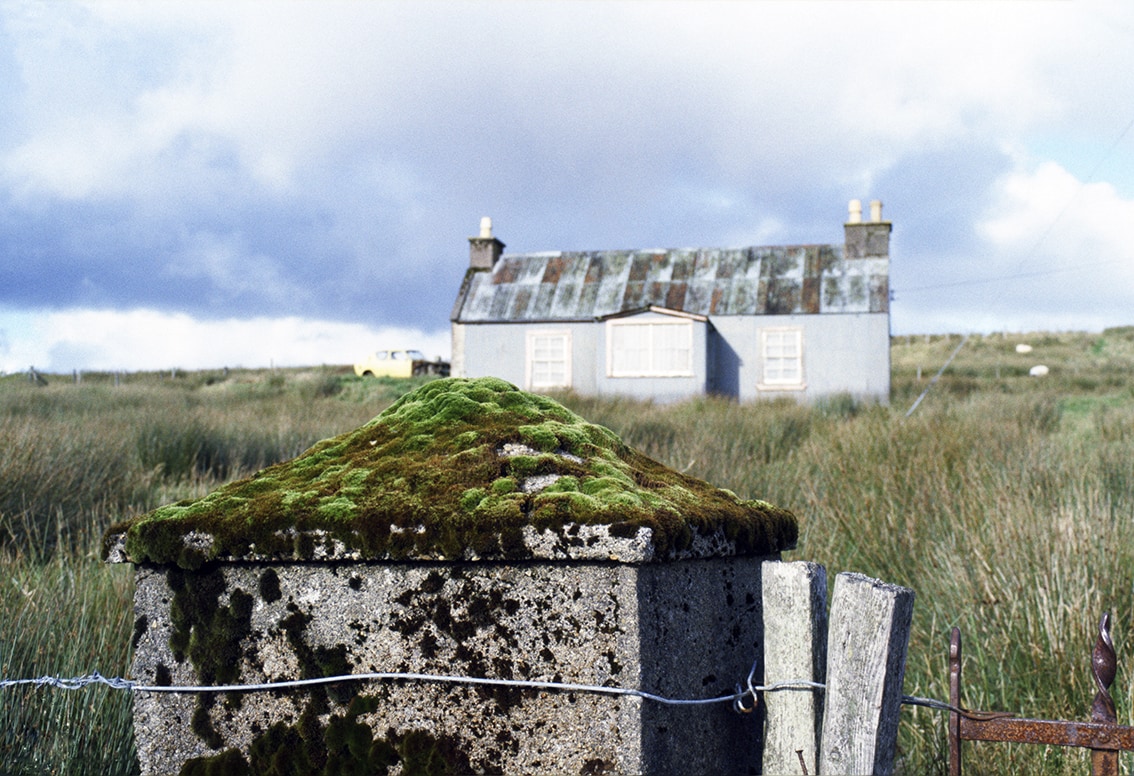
xmin=665 ymin=282 xmax=688 ymax=310
xmin=670 ymin=250 xmax=696 ymax=282
xmin=541 ymin=255 xmax=569 ymax=285
xmin=454 ymin=240 xmax=888 ymax=322
xmin=559 ymin=255 xmax=591 ymax=284
xmin=621 ymin=280 xmax=647 ymax=310
xmin=511 ymin=286 xmax=534 ymax=318
xmin=628 ymin=254 xmax=652 ymax=283
xmin=801 ymin=276 xmax=820 ymax=314
xmin=493 ymin=257 xmax=524 ymax=285
xmin=583 ymin=255 xmax=605 ymax=285
xmin=714 ymin=249 xmax=746 ymax=280
xmin=765 ymin=277 xmax=800 ymax=315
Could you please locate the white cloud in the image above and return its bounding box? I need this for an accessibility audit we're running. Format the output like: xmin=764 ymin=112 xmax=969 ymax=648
xmin=980 ymin=160 xmax=1134 ymax=272
xmin=2 ymin=0 xmax=1134 ymax=341
xmin=908 ymin=157 xmax=1134 ymax=333
xmin=0 ymin=1 xmax=1098 ymax=202
xmin=0 ymin=307 xmax=451 ymax=374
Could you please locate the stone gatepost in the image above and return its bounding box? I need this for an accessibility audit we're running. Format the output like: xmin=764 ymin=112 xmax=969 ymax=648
xmin=105 ymin=377 xmax=798 ymax=775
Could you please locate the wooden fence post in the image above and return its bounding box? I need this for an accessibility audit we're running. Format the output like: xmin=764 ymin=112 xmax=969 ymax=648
xmin=762 ymin=560 xmax=828 ymax=775
xmin=818 ymin=572 xmax=915 ymax=776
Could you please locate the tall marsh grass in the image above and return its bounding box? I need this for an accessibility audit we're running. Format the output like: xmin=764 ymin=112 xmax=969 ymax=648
xmin=1 ymin=332 xmax=1132 ymax=774
xmin=0 ymin=369 xmax=425 ymax=774
xmin=562 ymin=329 xmax=1134 ymax=775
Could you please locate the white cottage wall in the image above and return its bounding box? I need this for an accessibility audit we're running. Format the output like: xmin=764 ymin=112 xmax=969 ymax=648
xmin=712 ymin=313 xmax=890 ymax=403
xmin=456 ymin=321 xmax=602 ymax=395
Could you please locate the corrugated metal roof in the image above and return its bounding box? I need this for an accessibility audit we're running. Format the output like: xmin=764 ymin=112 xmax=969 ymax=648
xmin=454 ymin=244 xmax=888 ymax=323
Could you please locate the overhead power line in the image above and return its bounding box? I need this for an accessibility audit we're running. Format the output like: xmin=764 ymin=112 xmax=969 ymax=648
xmin=897 ymin=110 xmax=1134 ymax=298
xmin=904 ymin=334 xmax=969 ymax=418
xmin=897 ymin=257 xmax=1127 ymax=295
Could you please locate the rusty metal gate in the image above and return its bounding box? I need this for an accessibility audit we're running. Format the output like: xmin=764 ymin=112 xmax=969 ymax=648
xmin=950 ymin=613 xmax=1134 ymax=776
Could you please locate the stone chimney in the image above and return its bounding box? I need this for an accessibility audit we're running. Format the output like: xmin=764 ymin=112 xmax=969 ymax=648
xmin=468 ymin=216 xmax=505 ymax=270
xmin=844 ymin=198 xmax=891 ymax=259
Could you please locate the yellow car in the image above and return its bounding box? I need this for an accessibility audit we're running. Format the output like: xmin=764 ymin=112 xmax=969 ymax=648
xmin=354 ymin=349 xmax=450 ymax=378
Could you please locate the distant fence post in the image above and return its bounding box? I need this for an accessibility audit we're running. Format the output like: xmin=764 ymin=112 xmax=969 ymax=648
xmin=818 ymin=572 xmax=915 ymax=775
xmin=761 ymin=560 xmax=827 ymax=775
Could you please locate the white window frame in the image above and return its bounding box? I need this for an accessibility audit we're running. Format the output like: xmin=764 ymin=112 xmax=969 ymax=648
xmin=526 ymin=330 xmax=572 ymax=389
xmin=606 ymin=319 xmax=694 ymax=378
xmin=757 ymin=327 xmax=806 ymax=390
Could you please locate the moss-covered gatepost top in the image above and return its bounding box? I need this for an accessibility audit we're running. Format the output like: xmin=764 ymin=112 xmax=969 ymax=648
xmin=104 ymin=377 xmax=798 ymax=568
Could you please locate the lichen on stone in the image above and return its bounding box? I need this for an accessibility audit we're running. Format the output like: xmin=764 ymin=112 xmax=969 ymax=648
xmin=105 ymin=377 xmax=797 ymax=567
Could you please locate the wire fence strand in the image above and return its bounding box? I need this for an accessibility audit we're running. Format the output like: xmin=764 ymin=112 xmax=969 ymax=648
xmin=2 ymin=667 xmax=766 ymax=707
xmin=0 ymin=667 xmax=979 ymax=719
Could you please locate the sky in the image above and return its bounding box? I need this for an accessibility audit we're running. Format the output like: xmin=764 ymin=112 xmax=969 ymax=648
xmin=2 ymin=1 xmax=1133 ymax=374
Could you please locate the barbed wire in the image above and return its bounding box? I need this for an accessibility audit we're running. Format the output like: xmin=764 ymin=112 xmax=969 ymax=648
xmin=1 ymin=665 xmax=770 ymax=711
xmin=0 ymin=671 xmax=134 ymax=691
xmin=0 ymin=667 xmax=985 ymax=719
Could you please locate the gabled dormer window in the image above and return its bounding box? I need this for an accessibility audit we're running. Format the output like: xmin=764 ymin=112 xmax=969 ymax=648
xmin=606 ymin=319 xmax=693 ymax=377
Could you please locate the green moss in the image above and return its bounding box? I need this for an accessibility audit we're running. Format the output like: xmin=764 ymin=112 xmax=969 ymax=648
xmin=543 ymin=476 xmax=580 ymax=493
xmin=459 ymin=487 xmax=487 ymax=513
xmin=517 ymin=423 xmax=559 ymax=451
xmin=191 ymin=698 xmax=223 ymax=750
xmin=183 ymin=696 xmax=474 ymax=776
xmin=489 ymin=477 xmax=518 ymax=495
xmin=258 ymin=569 xmax=281 ymax=603
xmin=131 ymin=614 xmax=149 ymax=649
xmin=168 ymin=567 xmax=252 ymax=684
xmin=166 ymin=566 xmax=255 ymax=748
xmin=107 ymin=377 xmax=797 ymax=566
xmin=316 ymin=497 xmax=357 ymax=521
xmin=180 ymin=747 xmax=251 ymax=776
xmin=278 ymin=603 xmax=355 ymax=705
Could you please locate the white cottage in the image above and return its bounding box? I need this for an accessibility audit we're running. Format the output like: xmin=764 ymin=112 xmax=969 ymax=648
xmin=451 ymin=200 xmax=891 ymax=403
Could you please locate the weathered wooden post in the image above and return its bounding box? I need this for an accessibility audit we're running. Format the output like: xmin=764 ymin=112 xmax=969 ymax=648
xmin=761 ymin=560 xmax=827 ymax=775
xmin=818 ymin=572 xmax=915 ymax=776
xmin=105 ymin=377 xmax=799 ymax=774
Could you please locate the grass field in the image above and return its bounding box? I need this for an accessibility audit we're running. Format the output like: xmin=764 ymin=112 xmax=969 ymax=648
xmin=2 ymin=330 xmax=1133 ymax=774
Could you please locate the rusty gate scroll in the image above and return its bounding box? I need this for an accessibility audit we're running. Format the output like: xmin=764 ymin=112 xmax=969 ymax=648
xmin=950 ymin=613 xmax=1134 ymax=776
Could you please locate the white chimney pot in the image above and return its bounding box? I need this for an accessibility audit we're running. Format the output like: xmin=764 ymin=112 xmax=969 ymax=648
xmin=870 ymin=200 xmax=883 ymax=222
xmin=479 ymin=217 xmax=493 ymax=239
xmin=848 ymin=199 xmax=863 ymax=224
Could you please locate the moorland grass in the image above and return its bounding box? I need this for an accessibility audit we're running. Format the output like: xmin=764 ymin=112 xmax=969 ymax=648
xmin=0 ymin=369 xmax=430 ymax=774
xmin=1 ymin=332 xmax=1133 ymax=774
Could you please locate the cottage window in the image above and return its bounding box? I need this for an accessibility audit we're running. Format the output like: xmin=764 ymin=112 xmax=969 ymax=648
xmin=527 ymin=331 xmax=571 ymax=389
xmin=759 ymin=328 xmax=804 ymax=388
xmin=607 ymin=320 xmax=693 ymax=377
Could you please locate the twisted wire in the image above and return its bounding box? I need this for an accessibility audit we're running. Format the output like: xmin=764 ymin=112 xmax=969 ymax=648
xmin=0 ymin=667 xmax=1000 ymax=719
